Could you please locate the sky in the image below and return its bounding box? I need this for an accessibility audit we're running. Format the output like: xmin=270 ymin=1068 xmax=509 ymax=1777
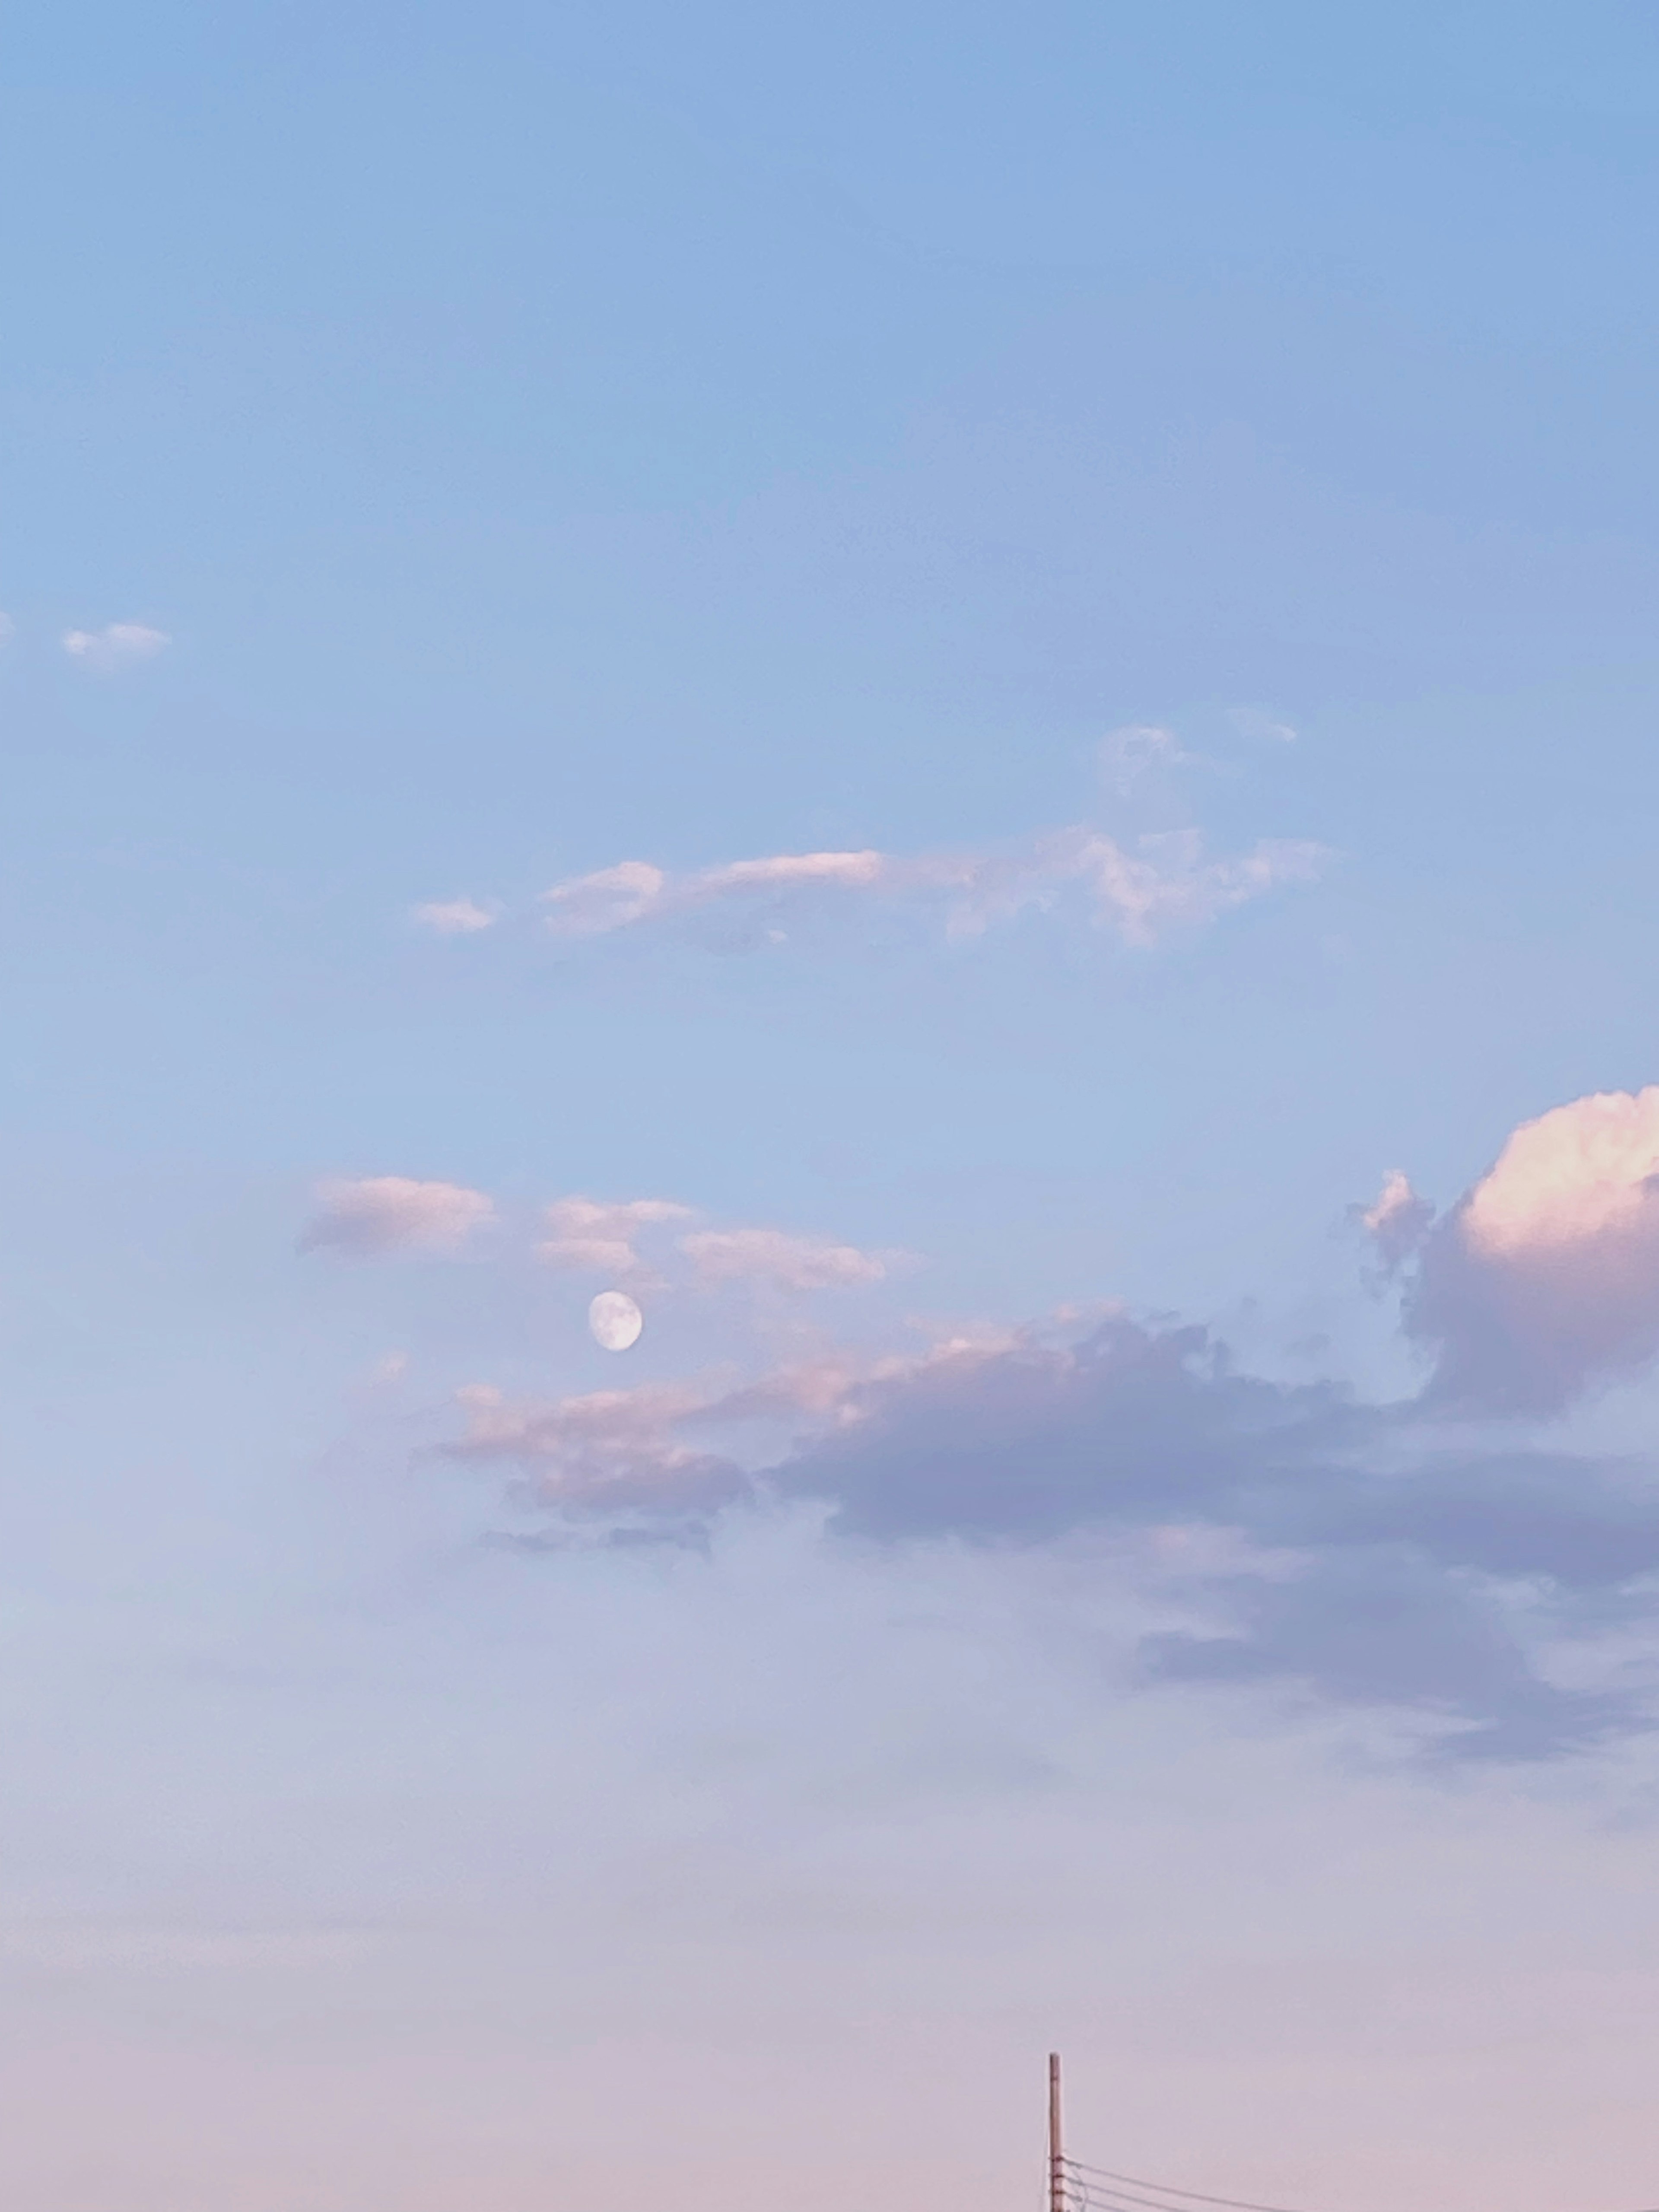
xmin=9 ymin=4 xmax=1659 ymax=2208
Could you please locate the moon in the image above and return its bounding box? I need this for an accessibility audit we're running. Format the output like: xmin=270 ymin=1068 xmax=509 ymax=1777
xmin=588 ymin=1290 xmax=643 ymax=1352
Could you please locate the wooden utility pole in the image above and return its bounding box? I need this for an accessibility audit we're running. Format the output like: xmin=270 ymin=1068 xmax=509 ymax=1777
xmin=1049 ymin=2052 xmax=1065 ymax=2212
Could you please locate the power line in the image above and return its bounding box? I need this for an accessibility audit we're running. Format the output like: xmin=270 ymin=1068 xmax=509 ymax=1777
xmin=1064 ymin=2156 xmax=1326 ymax=2212
xmin=1045 ymin=2052 xmax=1659 ymax=2212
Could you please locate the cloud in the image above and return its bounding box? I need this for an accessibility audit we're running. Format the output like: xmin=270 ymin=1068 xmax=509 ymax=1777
xmin=411 ymin=898 xmax=497 ymax=936
xmin=538 ymin=827 xmax=1326 ymax=952
xmin=1358 ymin=1169 xmax=1435 ymax=1271
xmin=447 ymin=1338 xmax=1002 ymax=1523
xmin=540 ymin=861 xmax=668 ymax=936
xmin=1099 ymin=722 xmax=1192 ymax=795
xmin=61 ymin=622 xmax=170 ymax=669
xmin=450 ymin=1378 xmax=750 ymax=1519
xmin=538 ymin=1196 xmax=695 ymax=1281
xmin=697 ymin=852 xmax=887 ymax=896
xmin=449 ymin=1303 xmax=1659 ymax=1760
xmin=300 ymin=1176 xmax=495 ymax=1255
xmin=680 ymin=1227 xmax=892 ymax=1291
xmin=769 ymin=1319 xmax=1658 ymax=1759
xmin=1406 ymin=1088 xmax=1659 ymax=1412
xmin=1228 ymin=706 xmax=1299 ymax=745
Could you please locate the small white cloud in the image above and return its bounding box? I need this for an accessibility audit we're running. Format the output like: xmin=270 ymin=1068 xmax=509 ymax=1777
xmin=300 ymin=1176 xmax=495 ymax=1256
xmin=1229 ymin=706 xmax=1299 ymax=745
xmin=368 ymin=1351 xmax=409 ymax=1385
xmin=62 ymin=622 xmax=171 ymax=670
xmin=680 ymin=1226 xmax=891 ymax=1292
xmin=1099 ymin=723 xmax=1190 ymax=795
xmin=541 ymin=860 xmax=667 ymax=936
xmin=411 ymin=897 xmax=497 ymax=936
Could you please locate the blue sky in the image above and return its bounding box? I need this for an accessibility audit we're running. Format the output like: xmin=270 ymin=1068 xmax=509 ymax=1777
xmin=10 ymin=6 xmax=1659 ymax=2209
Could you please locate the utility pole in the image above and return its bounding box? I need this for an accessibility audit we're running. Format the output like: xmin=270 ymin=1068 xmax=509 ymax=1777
xmin=1049 ymin=2052 xmax=1065 ymax=2212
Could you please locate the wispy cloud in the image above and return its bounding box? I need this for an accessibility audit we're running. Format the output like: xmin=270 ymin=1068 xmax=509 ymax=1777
xmin=451 ymin=1378 xmax=750 ymax=1517
xmin=537 ymin=826 xmax=1326 ymax=951
xmin=1357 ymin=1169 xmax=1435 ymax=1272
xmin=61 ymin=621 xmax=170 ymax=669
xmin=299 ymin=1176 xmax=495 ymax=1256
xmin=411 ymin=897 xmax=497 ymax=936
xmin=1098 ymin=721 xmax=1193 ymax=795
xmin=1228 ymin=705 xmax=1299 ymax=745
xmin=539 ymin=1196 xmax=695 ymax=1283
xmin=414 ymin=741 xmax=1327 ymax=957
xmin=680 ymin=1227 xmax=893 ymax=1291
xmin=534 ymin=1195 xmax=902 ymax=1300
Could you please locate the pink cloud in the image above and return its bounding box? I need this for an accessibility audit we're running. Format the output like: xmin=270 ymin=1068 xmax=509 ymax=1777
xmin=1358 ymin=1169 xmax=1435 ymax=1271
xmin=680 ymin=1226 xmax=892 ymax=1291
xmin=535 ymin=826 xmax=1326 ymax=951
xmin=1408 ymin=1088 xmax=1659 ymax=1409
xmin=538 ymin=1196 xmax=695 ymax=1282
xmin=300 ymin=1176 xmax=495 ymax=1256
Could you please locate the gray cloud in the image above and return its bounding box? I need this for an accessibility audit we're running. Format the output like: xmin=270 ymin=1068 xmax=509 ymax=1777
xmin=766 ymin=1319 xmax=1659 ymax=1759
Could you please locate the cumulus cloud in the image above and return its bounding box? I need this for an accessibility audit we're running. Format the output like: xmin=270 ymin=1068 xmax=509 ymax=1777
xmin=679 ymin=1227 xmax=892 ymax=1291
xmin=539 ymin=1196 xmax=694 ymax=1281
xmin=411 ymin=898 xmax=497 ymax=936
xmin=300 ymin=1176 xmax=495 ymax=1255
xmin=61 ymin=622 xmax=170 ymax=669
xmin=1407 ymin=1088 xmax=1659 ymax=1412
xmin=538 ymin=827 xmax=1325 ymax=952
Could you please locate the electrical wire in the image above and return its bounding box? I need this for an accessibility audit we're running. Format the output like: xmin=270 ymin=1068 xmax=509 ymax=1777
xmin=1061 ymin=2154 xmax=1659 ymax=2212
xmin=1062 ymin=2156 xmax=1324 ymax=2212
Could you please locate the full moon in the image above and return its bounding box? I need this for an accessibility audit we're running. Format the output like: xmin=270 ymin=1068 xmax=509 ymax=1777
xmin=588 ymin=1290 xmax=643 ymax=1352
